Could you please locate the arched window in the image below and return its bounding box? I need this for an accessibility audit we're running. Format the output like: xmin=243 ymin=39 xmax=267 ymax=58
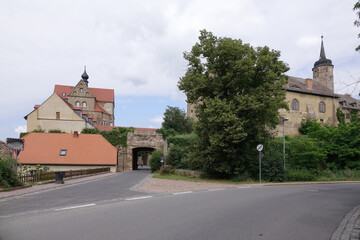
xmin=291 ymin=99 xmax=299 ymax=110
xmin=75 ymin=101 xmax=80 ymax=107
xmin=82 ymin=101 xmax=87 ymax=108
xmin=319 ymin=101 xmax=326 ymax=113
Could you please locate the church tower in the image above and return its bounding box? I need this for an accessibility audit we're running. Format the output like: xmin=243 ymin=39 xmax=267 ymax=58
xmin=312 ymin=36 xmax=334 ymax=92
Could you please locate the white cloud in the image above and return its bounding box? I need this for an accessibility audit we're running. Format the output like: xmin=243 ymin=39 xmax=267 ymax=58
xmin=150 ymin=116 xmax=163 ymax=124
xmin=14 ymin=125 xmax=27 ymax=134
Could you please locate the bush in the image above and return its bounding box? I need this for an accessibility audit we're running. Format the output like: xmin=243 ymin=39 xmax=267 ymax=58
xmin=261 ymin=138 xmax=286 ymax=182
xmin=149 ymin=150 xmax=164 ymax=173
xmin=159 ymin=165 xmax=174 ymax=175
xmin=288 ymin=136 xmax=326 ymax=172
xmin=0 ymin=158 xmax=23 ymax=189
xmin=285 ymin=169 xmax=316 ymax=181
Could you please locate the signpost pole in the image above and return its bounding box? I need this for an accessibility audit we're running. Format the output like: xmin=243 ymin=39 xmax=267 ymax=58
xmin=259 ymin=151 xmax=261 ymax=183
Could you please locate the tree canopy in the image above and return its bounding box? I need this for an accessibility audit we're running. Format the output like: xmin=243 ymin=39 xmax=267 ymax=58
xmin=354 ymin=1 xmax=360 ymax=52
xmin=178 ymin=30 xmax=289 ymax=178
xmin=157 ymin=106 xmax=193 ymax=139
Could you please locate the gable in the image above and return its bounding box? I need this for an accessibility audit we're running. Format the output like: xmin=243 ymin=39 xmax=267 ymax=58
xmin=36 ymin=93 xmax=85 ymax=121
xmin=68 ymin=80 xmax=94 ymax=98
xmin=54 ymin=84 xmax=114 ymax=103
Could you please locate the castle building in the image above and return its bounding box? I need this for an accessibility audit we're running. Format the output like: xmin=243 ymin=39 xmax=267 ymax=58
xmin=187 ymin=37 xmax=360 ymax=136
xmin=25 ymin=68 xmax=115 ymax=133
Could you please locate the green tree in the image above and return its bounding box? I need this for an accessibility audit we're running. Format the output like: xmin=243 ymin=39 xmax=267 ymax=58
xmin=354 ymin=1 xmax=360 ymax=52
xmin=149 ymin=150 xmax=164 ymax=172
xmin=178 ymin=30 xmax=289 ymax=178
xmin=0 ymin=158 xmax=23 ymax=189
xmin=157 ymin=106 xmax=193 ymax=139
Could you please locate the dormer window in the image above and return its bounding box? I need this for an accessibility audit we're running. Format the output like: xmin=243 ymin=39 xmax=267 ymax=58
xmin=60 ymin=149 xmax=67 ymax=156
xmin=350 ymin=102 xmax=357 ymax=107
xmin=291 ymin=85 xmax=300 ymax=89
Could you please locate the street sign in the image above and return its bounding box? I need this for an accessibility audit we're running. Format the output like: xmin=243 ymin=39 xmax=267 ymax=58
xmin=256 ymin=144 xmax=263 ymax=152
xmin=160 ymin=157 xmax=164 ymax=163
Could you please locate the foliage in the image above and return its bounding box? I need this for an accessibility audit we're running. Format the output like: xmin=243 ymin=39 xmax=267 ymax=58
xmin=32 ymin=129 xmax=45 ymax=133
xmin=158 ymin=165 xmax=174 ymax=175
xmin=157 ymin=106 xmax=194 ymax=139
xmin=149 ymin=150 xmax=164 ymax=172
xmin=285 ymin=169 xmax=316 ymax=181
xmin=354 ymin=1 xmax=360 ymax=52
xmin=178 ymin=30 xmax=289 ymax=178
xmin=48 ymin=129 xmax=65 ymax=133
xmin=166 ymin=134 xmax=196 ymax=169
xmin=287 ymin=136 xmax=326 ymax=172
xmin=336 ymin=108 xmax=346 ymax=125
xmin=0 ymin=158 xmax=23 ymax=189
xmin=81 ymin=127 xmax=134 ymax=148
xmin=260 ymin=138 xmax=285 ymax=182
xmin=20 ymin=132 xmax=28 ymax=138
xmin=298 ymin=119 xmax=322 ymax=135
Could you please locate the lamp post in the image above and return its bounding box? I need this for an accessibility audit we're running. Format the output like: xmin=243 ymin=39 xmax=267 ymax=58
xmin=280 ymin=117 xmax=289 ymax=171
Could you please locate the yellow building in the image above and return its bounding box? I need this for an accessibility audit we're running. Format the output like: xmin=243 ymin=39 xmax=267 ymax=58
xmin=25 ymin=68 xmax=115 ymax=133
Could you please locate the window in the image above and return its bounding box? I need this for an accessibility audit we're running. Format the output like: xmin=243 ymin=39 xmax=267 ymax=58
xmin=75 ymin=101 xmax=80 ymax=107
xmin=346 ymin=113 xmax=350 ymax=119
xmin=62 ymin=93 xmax=66 ymax=97
xmin=291 ymin=99 xmax=299 ymax=110
xmin=60 ymin=149 xmax=67 ymax=156
xmin=319 ymin=102 xmax=326 ymax=113
xmin=56 ymin=112 xmax=60 ymax=120
xmin=80 ymin=88 xmax=83 ymax=93
xmin=82 ymin=101 xmax=87 ymax=108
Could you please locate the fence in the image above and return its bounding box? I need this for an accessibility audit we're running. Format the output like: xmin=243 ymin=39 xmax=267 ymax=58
xmin=19 ymin=167 xmax=110 ymax=184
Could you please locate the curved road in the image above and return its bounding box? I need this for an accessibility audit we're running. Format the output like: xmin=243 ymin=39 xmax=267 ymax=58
xmin=0 ymin=171 xmax=359 ymax=240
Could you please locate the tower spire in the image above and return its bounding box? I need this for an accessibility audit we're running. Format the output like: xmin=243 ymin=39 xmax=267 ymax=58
xmin=81 ymin=66 xmax=89 ymax=86
xmin=314 ymin=36 xmax=332 ymax=68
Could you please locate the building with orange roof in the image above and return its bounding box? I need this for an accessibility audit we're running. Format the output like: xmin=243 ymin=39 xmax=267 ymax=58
xmin=18 ymin=132 xmax=118 ymax=172
xmin=25 ymin=67 xmax=115 ymax=133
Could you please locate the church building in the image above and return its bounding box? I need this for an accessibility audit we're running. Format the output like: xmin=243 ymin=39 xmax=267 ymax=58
xmin=25 ymin=68 xmax=115 ymax=133
xmin=187 ymin=37 xmax=360 ymax=136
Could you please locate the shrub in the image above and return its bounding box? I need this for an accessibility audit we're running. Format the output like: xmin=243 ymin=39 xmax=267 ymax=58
xmin=159 ymin=165 xmax=174 ymax=175
xmin=149 ymin=150 xmax=164 ymax=172
xmin=0 ymin=158 xmax=23 ymax=189
xmin=48 ymin=129 xmax=65 ymax=133
xmin=261 ymin=138 xmax=286 ymax=182
xmin=285 ymin=169 xmax=316 ymax=181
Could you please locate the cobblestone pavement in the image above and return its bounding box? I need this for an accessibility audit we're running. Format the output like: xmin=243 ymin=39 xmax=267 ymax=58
xmin=0 ymin=172 xmax=115 ymax=200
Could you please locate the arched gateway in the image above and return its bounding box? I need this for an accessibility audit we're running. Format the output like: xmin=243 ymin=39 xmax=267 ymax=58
xmin=117 ymin=132 xmax=166 ymax=171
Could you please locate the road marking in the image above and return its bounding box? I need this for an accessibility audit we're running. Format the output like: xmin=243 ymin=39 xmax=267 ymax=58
xmin=126 ymin=196 xmax=153 ymax=201
xmin=55 ymin=203 xmax=96 ymax=211
xmin=237 ymin=186 xmax=252 ymax=189
xmin=208 ymin=188 xmax=225 ymax=191
xmin=173 ymin=191 xmax=193 ymax=195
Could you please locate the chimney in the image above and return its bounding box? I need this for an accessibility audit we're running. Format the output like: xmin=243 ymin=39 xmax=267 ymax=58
xmin=305 ymin=78 xmax=313 ymax=90
xmin=74 ymin=131 xmax=79 ymax=138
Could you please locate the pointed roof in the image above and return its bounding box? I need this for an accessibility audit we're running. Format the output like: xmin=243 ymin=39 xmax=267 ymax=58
xmin=81 ymin=66 xmax=89 ymax=85
xmin=54 ymin=85 xmax=114 ymax=103
xmin=314 ymin=36 xmax=333 ymax=68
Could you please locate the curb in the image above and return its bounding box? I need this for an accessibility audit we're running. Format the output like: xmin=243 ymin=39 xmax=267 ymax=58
xmin=332 ymin=204 xmax=360 ymax=240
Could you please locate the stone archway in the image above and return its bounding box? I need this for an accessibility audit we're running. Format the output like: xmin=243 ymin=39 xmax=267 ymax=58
xmin=132 ymin=147 xmax=155 ymax=170
xmin=119 ymin=132 xmax=165 ymax=171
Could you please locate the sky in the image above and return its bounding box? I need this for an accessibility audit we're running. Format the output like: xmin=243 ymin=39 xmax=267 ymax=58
xmin=1 ymin=0 xmax=360 ymax=142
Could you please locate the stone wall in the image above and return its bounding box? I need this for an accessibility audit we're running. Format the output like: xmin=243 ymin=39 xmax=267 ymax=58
xmin=0 ymin=141 xmax=11 ymax=160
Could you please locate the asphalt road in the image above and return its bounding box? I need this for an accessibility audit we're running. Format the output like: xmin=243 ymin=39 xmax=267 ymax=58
xmin=0 ymin=178 xmax=359 ymax=240
xmin=0 ymin=168 xmax=152 ymax=218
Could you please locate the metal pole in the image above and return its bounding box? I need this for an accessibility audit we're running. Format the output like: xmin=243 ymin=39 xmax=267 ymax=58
xmin=259 ymin=151 xmax=261 ymax=183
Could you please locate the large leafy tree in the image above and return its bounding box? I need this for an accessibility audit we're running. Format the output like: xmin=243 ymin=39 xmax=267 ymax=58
xmin=355 ymin=1 xmax=360 ymax=51
xmin=157 ymin=106 xmax=193 ymax=139
xmin=178 ymin=30 xmax=289 ymax=178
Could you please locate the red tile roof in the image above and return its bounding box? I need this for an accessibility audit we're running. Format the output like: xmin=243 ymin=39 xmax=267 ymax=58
xmin=18 ymin=133 xmax=117 ymax=165
xmin=94 ymin=102 xmax=110 ymax=115
xmin=54 ymin=85 xmax=114 ymax=103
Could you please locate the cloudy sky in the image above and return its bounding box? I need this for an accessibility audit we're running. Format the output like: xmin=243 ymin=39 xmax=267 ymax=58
xmin=0 ymin=0 xmax=359 ymax=141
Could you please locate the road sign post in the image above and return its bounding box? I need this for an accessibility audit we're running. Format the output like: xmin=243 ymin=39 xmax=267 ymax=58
xmin=256 ymin=144 xmax=264 ymax=183
xmin=6 ymin=138 xmax=25 ymax=174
